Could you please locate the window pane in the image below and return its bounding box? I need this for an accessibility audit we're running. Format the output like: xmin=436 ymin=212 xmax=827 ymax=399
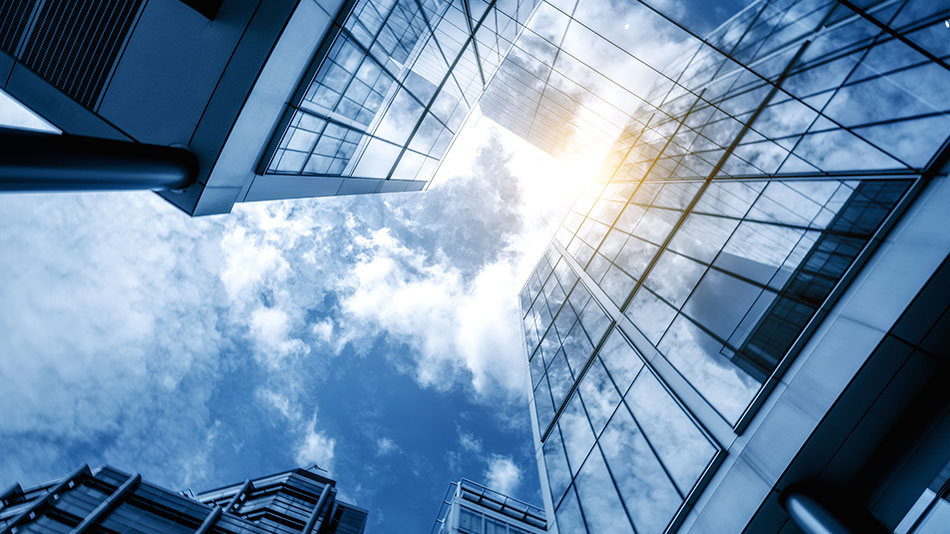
xmin=574 ymin=447 xmax=634 ymax=534
xmin=600 ymin=401 xmax=680 ymax=533
xmin=459 ymin=507 xmax=482 ymax=533
xmin=658 ymin=315 xmax=760 ymax=424
xmin=544 ymin=428 xmax=573 ymax=507
xmin=555 ymin=486 xmax=588 ymax=534
xmin=625 ymin=370 xmax=716 ymax=495
xmin=596 ymin=328 xmax=643 ymax=395
xmin=559 ymin=393 xmax=596 ymax=475
xmin=578 ymin=358 xmax=622 ymax=437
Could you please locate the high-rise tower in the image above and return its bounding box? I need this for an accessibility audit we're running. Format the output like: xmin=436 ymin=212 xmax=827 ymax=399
xmin=0 ymin=0 xmax=540 ymax=215
xmin=515 ymin=0 xmax=950 ymax=532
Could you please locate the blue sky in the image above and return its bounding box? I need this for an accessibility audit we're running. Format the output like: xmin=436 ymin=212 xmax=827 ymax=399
xmin=0 ymin=92 xmax=586 ymax=531
xmin=0 ymin=1 xmax=755 ymax=530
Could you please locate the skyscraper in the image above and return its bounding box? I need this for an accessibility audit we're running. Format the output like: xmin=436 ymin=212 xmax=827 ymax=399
xmin=479 ymin=0 xmax=731 ymax=161
xmin=0 ymin=464 xmax=367 ymax=533
xmin=516 ymin=0 xmax=950 ymax=532
xmin=0 ymin=0 xmax=540 ymax=215
xmin=478 ymin=0 xmax=638 ymax=160
xmin=430 ymin=479 xmax=547 ymax=534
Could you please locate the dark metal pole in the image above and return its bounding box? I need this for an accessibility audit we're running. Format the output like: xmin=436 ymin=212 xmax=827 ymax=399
xmin=194 ymin=506 xmax=223 ymax=534
xmin=0 ymin=128 xmax=198 ymax=192
xmin=69 ymin=473 xmax=141 ymax=534
xmin=782 ymin=492 xmax=852 ymax=534
xmin=302 ymin=484 xmax=332 ymax=534
xmin=225 ymin=479 xmax=252 ymax=513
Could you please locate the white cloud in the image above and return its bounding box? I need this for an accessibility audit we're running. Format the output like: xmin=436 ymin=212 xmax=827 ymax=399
xmin=0 ymin=101 xmax=580 ymax=496
xmin=457 ymin=426 xmax=483 ymax=453
xmin=376 ymin=437 xmax=398 ymax=456
xmin=295 ymin=414 xmax=336 ymax=473
xmin=484 ymin=455 xmax=522 ymax=497
xmin=311 ymin=317 xmax=334 ymax=343
xmin=256 ymin=388 xmax=302 ymax=422
xmin=249 ymin=306 xmax=309 ymax=369
xmin=336 ymin=226 xmax=531 ymax=399
xmin=220 ymin=225 xmax=292 ymax=303
xmin=0 ymin=192 xmax=227 ymax=487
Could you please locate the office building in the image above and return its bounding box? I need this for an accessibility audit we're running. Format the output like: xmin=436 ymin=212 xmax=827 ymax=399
xmin=479 ymin=0 xmax=638 ymax=160
xmin=517 ymin=0 xmax=950 ymax=532
xmin=0 ymin=464 xmax=367 ymax=533
xmin=430 ymin=479 xmax=546 ymax=534
xmin=0 ymin=0 xmax=539 ymax=215
xmin=478 ymin=0 xmax=730 ymax=161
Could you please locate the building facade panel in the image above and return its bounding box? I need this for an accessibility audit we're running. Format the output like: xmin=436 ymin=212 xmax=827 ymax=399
xmin=0 ymin=465 xmax=366 ymax=534
xmin=516 ymin=0 xmax=950 ymax=532
xmin=0 ymin=0 xmax=545 ymax=215
xmin=430 ymin=479 xmax=546 ymax=534
xmin=251 ymin=0 xmax=543 ymax=202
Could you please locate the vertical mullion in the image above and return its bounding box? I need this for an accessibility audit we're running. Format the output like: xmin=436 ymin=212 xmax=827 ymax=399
xmin=617 ymin=41 xmax=811 ymax=314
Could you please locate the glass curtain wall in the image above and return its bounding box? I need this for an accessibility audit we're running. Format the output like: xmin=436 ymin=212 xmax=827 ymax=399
xmin=480 ymin=0 xmax=712 ymax=160
xmin=519 ymin=0 xmax=950 ymax=532
xmin=264 ymin=0 xmax=540 ymax=187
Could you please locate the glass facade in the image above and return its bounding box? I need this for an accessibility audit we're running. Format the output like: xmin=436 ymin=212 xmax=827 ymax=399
xmin=517 ymin=0 xmax=950 ymax=532
xmin=262 ymin=0 xmax=541 ymax=193
xmin=430 ymin=479 xmax=546 ymax=534
xmin=480 ymin=0 xmax=721 ymax=160
xmin=0 ymin=465 xmax=367 ymax=534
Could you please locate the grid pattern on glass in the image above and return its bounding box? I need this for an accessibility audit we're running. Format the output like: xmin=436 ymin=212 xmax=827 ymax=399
xmin=527 ymin=272 xmax=611 ymax=432
xmin=542 ymin=328 xmax=718 ymax=534
xmin=492 ymin=0 xmax=950 ymax=177
xmin=550 ymin=4 xmax=946 ymax=429
xmin=621 ymin=177 xmax=910 ymax=424
xmin=265 ymin=0 xmax=544 ymax=185
xmin=480 ymin=0 xmax=705 ymax=160
xmin=517 ymin=0 xmax=949 ymax=531
xmin=528 ymin=0 xmax=944 ymax=429
xmin=455 ymin=504 xmax=533 ymax=534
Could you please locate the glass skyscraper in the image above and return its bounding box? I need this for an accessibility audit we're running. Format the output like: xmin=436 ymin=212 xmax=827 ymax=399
xmin=254 ymin=0 xmax=542 ymax=201
xmin=0 ymin=464 xmax=367 ymax=533
xmin=430 ymin=479 xmax=547 ymax=534
xmin=0 ymin=0 xmax=541 ymax=215
xmin=479 ymin=0 xmax=641 ymax=159
xmin=478 ymin=0 xmax=739 ymax=161
xmin=516 ymin=0 xmax=950 ymax=532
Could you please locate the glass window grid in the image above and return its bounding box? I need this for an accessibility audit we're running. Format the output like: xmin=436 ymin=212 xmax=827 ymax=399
xmin=520 ymin=0 xmax=944 ymax=364
xmin=266 ymin=0 xmax=543 ymax=183
xmin=455 ymin=503 xmax=539 ymax=534
xmin=566 ymin=173 xmax=911 ymax=425
xmin=483 ymin=3 xmax=717 ymax=159
xmin=519 ymin=1 xmax=947 ymax=530
xmin=556 ymin=18 xmax=936 ymax=304
xmin=634 ymin=4 xmax=949 ymax=178
xmin=542 ymin=328 xmax=721 ymax=534
xmin=526 ymin=277 xmax=614 ymax=433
